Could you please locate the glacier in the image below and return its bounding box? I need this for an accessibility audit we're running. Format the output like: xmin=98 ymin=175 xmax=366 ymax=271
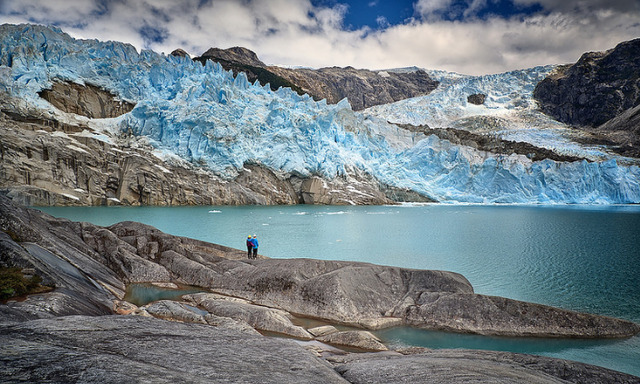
xmin=1 ymin=23 xmax=639 ymax=204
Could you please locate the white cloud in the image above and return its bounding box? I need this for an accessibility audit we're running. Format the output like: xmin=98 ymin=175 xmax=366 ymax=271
xmin=414 ymin=0 xmax=455 ymax=20
xmin=1 ymin=0 xmax=639 ymax=75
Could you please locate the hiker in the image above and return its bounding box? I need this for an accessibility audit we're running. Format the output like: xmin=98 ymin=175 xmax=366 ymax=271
xmin=246 ymin=235 xmax=253 ymax=259
xmin=252 ymin=234 xmax=258 ymax=259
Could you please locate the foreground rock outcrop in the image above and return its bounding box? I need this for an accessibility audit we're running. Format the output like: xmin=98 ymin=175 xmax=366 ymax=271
xmin=3 ymin=316 xmax=639 ymax=384
xmin=330 ymin=349 xmax=640 ymax=384
xmin=2 ymin=195 xmax=638 ymax=339
xmin=0 ymin=315 xmax=347 ymax=384
xmin=1 ymin=196 xmax=639 ymax=382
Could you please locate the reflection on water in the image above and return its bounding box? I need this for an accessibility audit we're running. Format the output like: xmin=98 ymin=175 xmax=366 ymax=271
xmin=123 ymin=283 xmax=207 ymax=306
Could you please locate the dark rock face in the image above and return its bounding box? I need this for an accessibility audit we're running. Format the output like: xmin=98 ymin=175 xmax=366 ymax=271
xmin=38 ymin=81 xmax=135 ymax=119
xmin=467 ymin=93 xmax=486 ymax=105
xmin=397 ymin=123 xmax=585 ymax=162
xmin=576 ymin=104 xmax=640 ymax=158
xmin=201 ymin=46 xmax=267 ymax=68
xmin=533 ymin=38 xmax=640 ymax=128
xmin=169 ymin=48 xmax=190 ymax=58
xmin=269 ymin=65 xmax=439 ymax=111
xmin=197 ymin=46 xmax=439 ymax=111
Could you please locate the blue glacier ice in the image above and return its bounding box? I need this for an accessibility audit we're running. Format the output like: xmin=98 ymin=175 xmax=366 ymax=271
xmin=1 ymin=23 xmax=639 ymax=204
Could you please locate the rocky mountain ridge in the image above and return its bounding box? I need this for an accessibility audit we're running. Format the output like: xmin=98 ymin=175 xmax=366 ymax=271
xmin=194 ymin=46 xmax=439 ymax=111
xmin=533 ymin=38 xmax=640 ymax=157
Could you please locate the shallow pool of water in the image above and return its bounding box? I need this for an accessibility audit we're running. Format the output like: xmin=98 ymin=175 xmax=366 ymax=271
xmin=123 ymin=283 xmax=207 ymax=306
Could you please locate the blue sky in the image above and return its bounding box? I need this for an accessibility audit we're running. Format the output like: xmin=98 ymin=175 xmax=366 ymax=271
xmin=313 ymin=0 xmax=544 ymax=29
xmin=1 ymin=0 xmax=639 ymax=75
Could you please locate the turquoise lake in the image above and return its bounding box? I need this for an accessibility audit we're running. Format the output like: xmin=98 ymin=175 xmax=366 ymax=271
xmin=38 ymin=204 xmax=640 ymax=376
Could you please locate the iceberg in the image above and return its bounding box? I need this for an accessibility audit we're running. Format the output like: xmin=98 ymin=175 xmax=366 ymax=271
xmin=1 ymin=23 xmax=639 ymax=204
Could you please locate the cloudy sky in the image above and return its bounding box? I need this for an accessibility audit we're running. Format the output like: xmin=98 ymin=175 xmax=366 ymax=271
xmin=1 ymin=0 xmax=639 ymax=75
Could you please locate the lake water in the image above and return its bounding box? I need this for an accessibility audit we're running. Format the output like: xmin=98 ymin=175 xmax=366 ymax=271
xmin=38 ymin=204 xmax=640 ymax=376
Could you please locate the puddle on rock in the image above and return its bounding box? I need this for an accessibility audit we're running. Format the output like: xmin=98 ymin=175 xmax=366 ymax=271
xmin=123 ymin=283 xmax=207 ymax=306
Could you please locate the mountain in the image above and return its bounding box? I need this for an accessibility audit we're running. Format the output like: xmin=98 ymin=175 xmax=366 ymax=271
xmin=533 ymin=38 xmax=640 ymax=158
xmin=195 ymin=47 xmax=440 ymax=111
xmin=533 ymin=38 xmax=640 ymax=127
xmin=1 ymin=23 xmax=639 ymax=205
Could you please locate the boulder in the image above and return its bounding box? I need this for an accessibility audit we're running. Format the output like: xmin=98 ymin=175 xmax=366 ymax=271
xmin=317 ymin=330 xmax=389 ymax=352
xmin=207 ymin=258 xmax=473 ymax=326
xmin=308 ymin=325 xmax=339 ymax=337
xmin=143 ymin=300 xmax=207 ymax=324
xmin=467 ymin=93 xmax=486 ymax=105
xmin=194 ymin=295 xmax=313 ymax=340
xmin=403 ymin=292 xmax=640 ymax=338
xmin=203 ymin=313 xmax=261 ymax=335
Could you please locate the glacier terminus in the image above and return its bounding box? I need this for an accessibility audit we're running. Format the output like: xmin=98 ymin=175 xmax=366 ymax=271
xmin=1 ymin=24 xmax=639 ymax=204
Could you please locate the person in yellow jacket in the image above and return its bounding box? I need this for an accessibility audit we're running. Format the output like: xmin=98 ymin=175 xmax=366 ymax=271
xmin=246 ymin=235 xmax=253 ymax=259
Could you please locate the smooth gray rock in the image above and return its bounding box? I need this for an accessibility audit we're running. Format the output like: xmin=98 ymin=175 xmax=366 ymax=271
xmin=330 ymin=349 xmax=640 ymax=384
xmin=404 ymin=292 xmax=640 ymax=338
xmin=3 ymin=196 xmax=639 ymax=339
xmin=0 ymin=315 xmax=348 ymax=384
xmin=203 ymin=313 xmax=262 ymax=335
xmin=192 ymin=294 xmax=313 ymax=339
xmin=206 ymin=258 xmax=473 ymax=327
xmin=1 ymin=196 xmax=640 ymax=382
xmin=143 ymin=300 xmax=207 ymax=324
xmin=317 ymin=331 xmax=389 ymax=351
xmin=308 ymin=325 xmax=339 ymax=337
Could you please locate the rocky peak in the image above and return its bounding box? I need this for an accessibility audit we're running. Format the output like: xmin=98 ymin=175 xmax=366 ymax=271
xmin=196 ymin=46 xmax=439 ymax=111
xmin=170 ymin=48 xmax=190 ymax=59
xmin=533 ymin=38 xmax=640 ymax=127
xmin=200 ymin=46 xmax=266 ymax=67
xmin=268 ymin=65 xmax=439 ymax=111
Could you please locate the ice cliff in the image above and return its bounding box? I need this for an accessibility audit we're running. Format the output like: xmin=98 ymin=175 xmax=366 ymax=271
xmin=1 ymin=24 xmax=639 ymax=204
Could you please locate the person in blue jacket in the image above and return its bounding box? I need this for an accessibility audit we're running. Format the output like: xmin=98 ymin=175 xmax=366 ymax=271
xmin=246 ymin=235 xmax=253 ymax=259
xmin=251 ymin=234 xmax=258 ymax=259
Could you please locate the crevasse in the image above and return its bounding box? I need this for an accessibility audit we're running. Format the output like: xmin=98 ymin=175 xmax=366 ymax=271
xmin=1 ymin=23 xmax=639 ymax=204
